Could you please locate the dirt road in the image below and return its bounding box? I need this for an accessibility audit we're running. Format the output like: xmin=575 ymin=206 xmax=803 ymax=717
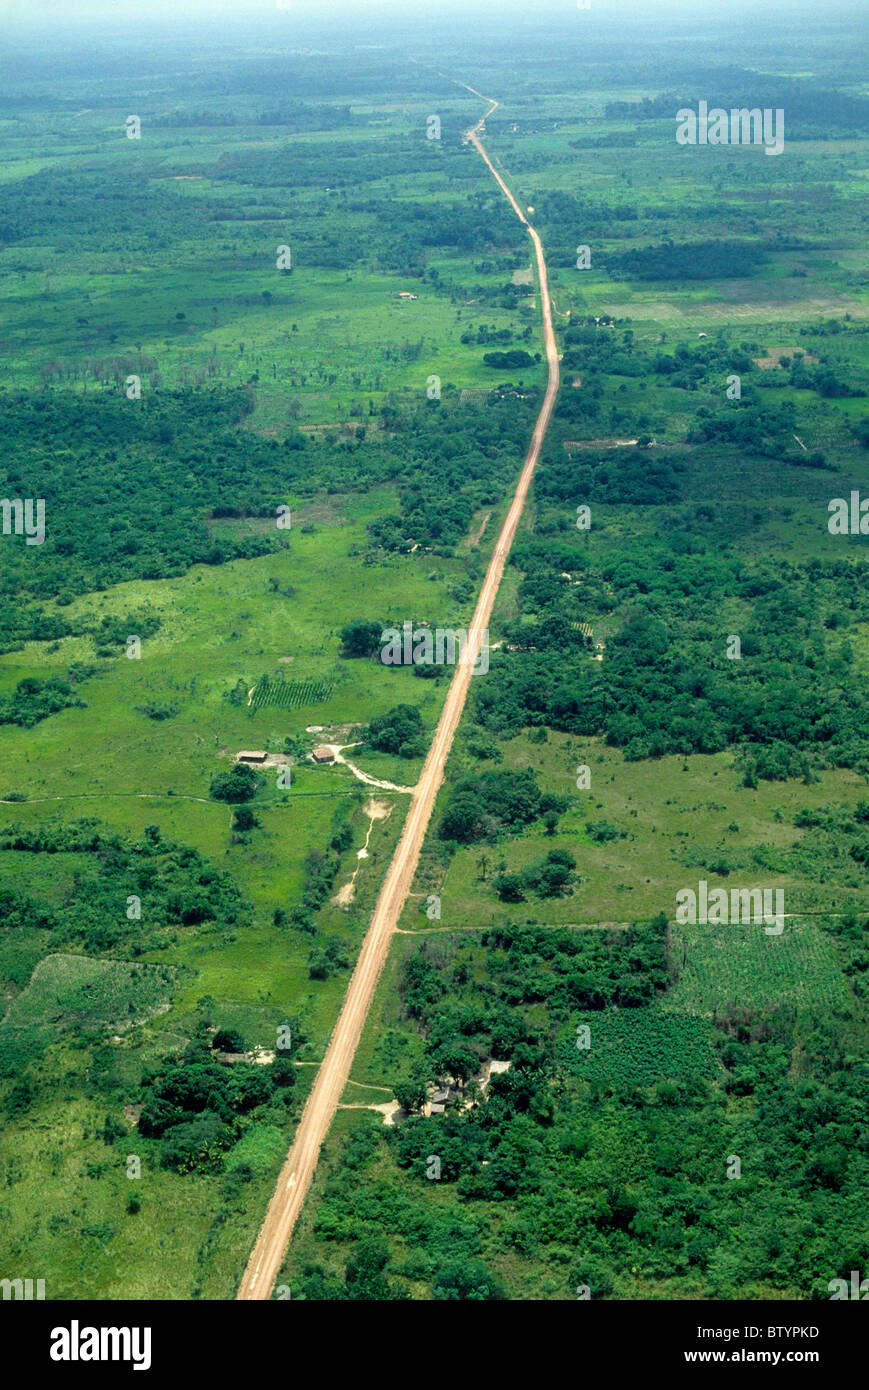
xmin=236 ymin=84 xmax=561 ymax=1301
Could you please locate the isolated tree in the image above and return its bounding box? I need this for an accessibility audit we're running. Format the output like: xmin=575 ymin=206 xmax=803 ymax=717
xmin=393 ymin=1076 xmax=427 ymax=1114
xmin=232 ymin=805 xmax=257 ymax=832
xmin=210 ymin=763 xmax=259 ymax=803
xmin=339 ymin=619 xmax=382 ymax=658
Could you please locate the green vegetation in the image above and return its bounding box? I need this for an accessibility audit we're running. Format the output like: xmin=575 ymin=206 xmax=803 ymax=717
xmin=666 ymin=918 xmax=857 ymax=1016
xmin=0 ymin=954 xmax=175 ymax=1072
xmin=137 ymin=1033 xmax=296 ymax=1175
xmin=366 ymin=704 xmax=425 ymax=758
xmin=1 ymin=10 xmax=867 ymax=1304
xmin=438 ymin=768 xmax=566 ymax=844
xmin=249 ymin=678 xmax=334 ymax=713
xmin=560 ymin=1007 xmax=717 ymax=1089
xmin=493 ymin=848 xmax=577 ymax=901
xmin=0 ymin=675 xmax=85 ymax=727
xmin=284 ymin=920 xmax=865 ymax=1300
xmin=608 ymin=240 xmax=767 ymax=282
xmin=209 ymin=765 xmax=261 ymax=803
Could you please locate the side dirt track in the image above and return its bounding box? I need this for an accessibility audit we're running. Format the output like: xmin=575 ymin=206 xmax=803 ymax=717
xmin=236 ymin=81 xmax=562 ymax=1301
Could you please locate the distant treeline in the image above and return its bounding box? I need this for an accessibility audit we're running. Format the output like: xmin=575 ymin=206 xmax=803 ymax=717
xmin=605 ymin=73 xmax=869 ymax=136
xmin=606 ymin=240 xmax=766 ymax=282
xmin=149 ymin=103 xmax=355 ymax=130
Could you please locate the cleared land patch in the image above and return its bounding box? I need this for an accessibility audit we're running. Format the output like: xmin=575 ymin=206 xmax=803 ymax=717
xmin=0 ymin=954 xmax=175 ymax=1070
xmin=665 ymin=918 xmax=854 ymax=1016
xmin=560 ymin=1005 xmax=718 ymax=1090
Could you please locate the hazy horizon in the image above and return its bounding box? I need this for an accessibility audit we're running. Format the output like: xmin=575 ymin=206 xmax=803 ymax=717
xmin=2 ymin=0 xmax=867 ymax=29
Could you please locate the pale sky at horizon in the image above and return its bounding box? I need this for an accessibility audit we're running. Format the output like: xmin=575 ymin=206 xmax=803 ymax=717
xmin=1 ymin=0 xmax=863 ymax=23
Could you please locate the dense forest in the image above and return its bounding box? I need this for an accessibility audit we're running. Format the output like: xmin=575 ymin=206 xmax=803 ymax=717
xmin=470 ymin=533 xmax=869 ymax=775
xmin=292 ymin=916 xmax=865 ymax=1300
xmin=605 ymin=73 xmax=869 ymax=139
xmin=135 ymin=1033 xmax=297 ymax=1176
xmin=0 ymin=387 xmax=537 ymax=640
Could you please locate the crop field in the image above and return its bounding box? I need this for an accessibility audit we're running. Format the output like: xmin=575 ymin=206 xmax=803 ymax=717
xmin=248 ymin=677 xmax=335 ymax=712
xmin=665 ymin=918 xmax=856 ymax=1016
xmin=0 ymin=954 xmax=176 ymax=1068
xmin=559 ymin=1007 xmax=718 ymax=1090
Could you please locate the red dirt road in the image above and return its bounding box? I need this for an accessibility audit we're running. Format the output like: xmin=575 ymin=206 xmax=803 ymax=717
xmin=236 ymin=87 xmax=561 ymax=1301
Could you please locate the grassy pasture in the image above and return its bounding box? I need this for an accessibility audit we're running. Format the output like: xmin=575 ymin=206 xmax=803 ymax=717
xmin=403 ymin=735 xmax=869 ymax=933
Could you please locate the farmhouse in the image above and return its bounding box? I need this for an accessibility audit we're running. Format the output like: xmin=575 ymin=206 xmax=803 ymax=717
xmin=312 ymin=745 xmax=335 ymax=764
xmin=396 ymin=291 xmax=418 ymax=300
xmin=236 ymin=751 xmax=268 ymax=765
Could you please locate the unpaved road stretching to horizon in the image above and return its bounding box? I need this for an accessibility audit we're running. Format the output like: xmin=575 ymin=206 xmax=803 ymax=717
xmin=237 ymin=80 xmax=561 ymax=1301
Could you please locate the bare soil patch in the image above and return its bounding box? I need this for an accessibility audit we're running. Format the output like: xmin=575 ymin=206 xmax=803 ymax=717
xmin=754 ymin=347 xmax=819 ymax=369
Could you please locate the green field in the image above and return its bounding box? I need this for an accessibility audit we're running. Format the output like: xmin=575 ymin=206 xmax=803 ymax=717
xmin=665 ymin=918 xmax=856 ymax=1016
xmin=560 ymin=1007 xmax=718 ymax=1090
